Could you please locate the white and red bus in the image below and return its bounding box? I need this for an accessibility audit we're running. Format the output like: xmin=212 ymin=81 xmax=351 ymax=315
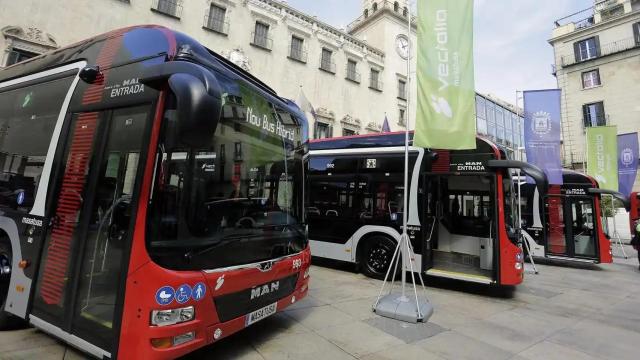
xmin=308 ymin=133 xmax=547 ymax=286
xmin=519 ymin=170 xmax=629 ymax=264
xmin=0 ymin=26 xmax=310 ymax=359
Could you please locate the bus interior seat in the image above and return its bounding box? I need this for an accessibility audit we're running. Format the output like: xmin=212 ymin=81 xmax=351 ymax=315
xmin=326 ymin=210 xmax=338 ymax=217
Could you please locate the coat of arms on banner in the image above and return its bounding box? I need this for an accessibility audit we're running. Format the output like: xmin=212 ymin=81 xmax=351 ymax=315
xmin=621 ymin=148 xmax=634 ymax=166
xmin=531 ymin=111 xmax=551 ymax=135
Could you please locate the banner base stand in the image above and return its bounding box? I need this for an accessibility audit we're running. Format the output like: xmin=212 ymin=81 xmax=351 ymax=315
xmin=373 ymin=293 xmax=433 ymax=323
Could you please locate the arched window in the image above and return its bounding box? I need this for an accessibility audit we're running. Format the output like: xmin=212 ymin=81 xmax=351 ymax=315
xmin=372 ymin=2 xmax=378 ymax=11
xmin=394 ymin=2 xmax=399 ymax=12
xmin=403 ymin=7 xmax=408 ymax=17
xmin=364 ymin=9 xmax=369 ymax=18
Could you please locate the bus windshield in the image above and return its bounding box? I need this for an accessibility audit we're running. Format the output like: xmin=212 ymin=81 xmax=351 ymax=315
xmin=147 ymin=86 xmax=306 ymax=271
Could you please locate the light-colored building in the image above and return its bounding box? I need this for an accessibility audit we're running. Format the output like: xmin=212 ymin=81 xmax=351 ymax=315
xmin=550 ymin=0 xmax=640 ymax=190
xmin=0 ymin=0 xmax=523 ymax=155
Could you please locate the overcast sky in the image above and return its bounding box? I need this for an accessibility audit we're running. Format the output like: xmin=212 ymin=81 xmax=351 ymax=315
xmin=286 ymin=0 xmax=594 ymax=104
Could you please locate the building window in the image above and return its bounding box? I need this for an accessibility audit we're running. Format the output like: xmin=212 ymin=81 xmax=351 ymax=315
xmin=475 ymin=95 xmax=486 ymax=119
xmin=205 ymin=4 xmax=228 ymax=34
xmin=342 ymin=128 xmax=356 ymax=137
xmin=252 ymin=22 xmax=272 ymax=50
xmin=403 ymin=7 xmax=408 ymax=17
xmin=152 ymin=0 xmax=182 ymax=18
xmin=398 ymin=79 xmax=407 ymax=99
xmin=315 ymin=122 xmax=331 ymax=139
xmin=346 ymin=59 xmax=360 ymax=83
xmin=320 ymin=48 xmax=335 ymax=73
xmin=234 ymin=142 xmax=242 ymax=160
xmin=369 ymin=69 xmax=382 ymax=91
xmin=582 ymin=69 xmax=601 ymax=89
xmin=582 ymin=101 xmax=606 ymax=127
xmin=398 ymin=108 xmax=406 ymax=126
xmin=394 ymin=1 xmax=400 ymax=12
xmin=364 ymin=9 xmax=369 ymax=18
xmin=289 ymin=36 xmax=307 ymax=63
xmin=574 ymin=37 xmax=599 ymax=62
xmin=372 ymin=2 xmax=378 ymax=11
xmin=5 ymin=48 xmax=38 ymax=66
xmin=633 ymin=22 xmax=640 ymax=46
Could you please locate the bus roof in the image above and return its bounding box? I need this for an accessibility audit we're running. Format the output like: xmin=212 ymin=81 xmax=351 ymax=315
xmin=561 ymin=169 xmax=598 ymax=187
xmin=0 ymin=25 xmax=304 ymax=118
xmin=309 ymin=131 xmax=500 ymax=155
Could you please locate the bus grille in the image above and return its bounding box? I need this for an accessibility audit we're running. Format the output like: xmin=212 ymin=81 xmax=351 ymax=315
xmin=213 ymin=273 xmax=298 ymax=323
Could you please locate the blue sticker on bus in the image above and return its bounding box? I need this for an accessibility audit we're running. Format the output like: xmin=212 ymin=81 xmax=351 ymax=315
xmin=16 ymin=191 xmax=24 ymax=205
xmin=192 ymin=282 xmax=206 ymax=301
xmin=155 ymin=286 xmax=175 ymax=306
xmin=175 ymin=284 xmax=192 ymax=304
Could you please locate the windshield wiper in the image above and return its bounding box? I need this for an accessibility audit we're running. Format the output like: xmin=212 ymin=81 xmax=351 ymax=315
xmin=183 ymin=234 xmax=249 ymax=261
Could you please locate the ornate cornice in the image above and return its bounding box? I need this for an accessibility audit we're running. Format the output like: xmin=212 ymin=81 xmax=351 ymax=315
xmin=2 ymin=26 xmax=58 ymax=50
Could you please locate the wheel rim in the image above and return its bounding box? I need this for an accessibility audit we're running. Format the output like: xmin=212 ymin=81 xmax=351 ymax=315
xmin=366 ymin=241 xmax=393 ymax=275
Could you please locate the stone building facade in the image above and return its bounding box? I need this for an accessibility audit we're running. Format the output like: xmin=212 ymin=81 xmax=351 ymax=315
xmin=0 ymin=0 xmax=523 ymax=155
xmin=550 ymin=0 xmax=640 ymax=191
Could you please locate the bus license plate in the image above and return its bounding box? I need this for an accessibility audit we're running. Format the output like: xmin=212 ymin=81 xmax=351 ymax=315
xmin=245 ymin=302 xmax=277 ymax=326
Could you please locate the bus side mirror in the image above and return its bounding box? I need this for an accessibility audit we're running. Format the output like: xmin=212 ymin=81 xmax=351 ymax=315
xmin=140 ymin=61 xmax=223 ymax=148
xmin=167 ymin=73 xmax=222 ymax=147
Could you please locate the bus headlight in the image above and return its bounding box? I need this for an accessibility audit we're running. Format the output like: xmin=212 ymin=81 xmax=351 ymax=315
xmin=151 ymin=306 xmax=195 ymax=327
xmin=516 ymin=252 xmax=524 ymax=262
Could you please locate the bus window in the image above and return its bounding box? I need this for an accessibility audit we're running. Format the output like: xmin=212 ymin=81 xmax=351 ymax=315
xmin=147 ymin=85 xmax=306 ymax=271
xmin=0 ymin=75 xmax=74 ymax=213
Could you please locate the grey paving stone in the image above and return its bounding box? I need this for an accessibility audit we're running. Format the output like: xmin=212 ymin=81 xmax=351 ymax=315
xmin=548 ymin=319 xmax=640 ymax=360
xmin=360 ymin=343 xmax=445 ymax=360
xmin=314 ymin=320 xmax=404 ymax=358
xmin=363 ymin=316 xmax=446 ymax=343
xmin=416 ymin=331 xmax=514 ymax=360
xmin=517 ymin=340 xmax=601 ymax=360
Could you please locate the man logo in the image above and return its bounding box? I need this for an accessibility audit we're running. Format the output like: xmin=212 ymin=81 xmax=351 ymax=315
xmin=250 ymin=281 xmax=280 ymax=300
xmin=531 ymin=111 xmax=552 ymax=135
xmin=430 ymin=95 xmax=453 ymax=119
xmin=621 ymin=148 xmax=634 ymax=167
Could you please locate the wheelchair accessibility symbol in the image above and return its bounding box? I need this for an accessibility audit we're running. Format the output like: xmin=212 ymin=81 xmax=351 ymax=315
xmin=175 ymin=284 xmax=192 ymax=304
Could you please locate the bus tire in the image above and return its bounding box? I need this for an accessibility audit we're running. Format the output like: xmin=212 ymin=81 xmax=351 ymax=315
xmin=359 ymin=235 xmax=399 ymax=280
xmin=0 ymin=240 xmax=21 ymax=330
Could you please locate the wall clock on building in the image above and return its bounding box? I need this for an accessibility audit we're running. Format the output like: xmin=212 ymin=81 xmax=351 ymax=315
xmin=395 ymin=34 xmax=410 ymax=59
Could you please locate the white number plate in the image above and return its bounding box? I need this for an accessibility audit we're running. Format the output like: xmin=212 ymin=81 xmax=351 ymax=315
xmin=245 ymin=302 xmax=277 ymax=326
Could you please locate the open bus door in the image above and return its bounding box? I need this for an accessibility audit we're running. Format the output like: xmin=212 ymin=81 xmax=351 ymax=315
xmin=31 ymin=106 xmax=151 ymax=354
xmin=544 ymin=186 xmax=599 ymax=260
xmin=629 ymin=192 xmax=639 ymax=234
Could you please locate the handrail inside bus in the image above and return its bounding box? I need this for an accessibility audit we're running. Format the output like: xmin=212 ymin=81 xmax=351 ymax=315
xmin=587 ymin=188 xmax=631 ymax=211
xmin=486 ymin=160 xmax=548 ymax=198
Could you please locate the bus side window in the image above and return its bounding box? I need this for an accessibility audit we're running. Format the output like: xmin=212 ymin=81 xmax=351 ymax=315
xmin=0 ymin=75 xmax=75 ymax=213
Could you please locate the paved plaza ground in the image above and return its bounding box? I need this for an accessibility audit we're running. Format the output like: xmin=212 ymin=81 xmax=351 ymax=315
xmin=1 ymin=245 xmax=639 ymax=360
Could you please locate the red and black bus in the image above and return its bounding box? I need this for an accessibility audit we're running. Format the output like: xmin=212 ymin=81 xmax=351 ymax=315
xmin=629 ymin=192 xmax=639 ymax=234
xmin=519 ymin=169 xmax=629 ymax=264
xmin=308 ymin=132 xmax=547 ymax=286
xmin=0 ymin=26 xmax=310 ymax=359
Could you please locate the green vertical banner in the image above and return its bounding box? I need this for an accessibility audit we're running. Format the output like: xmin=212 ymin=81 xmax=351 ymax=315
xmin=415 ymin=0 xmax=476 ymax=149
xmin=587 ymin=126 xmax=619 ymax=191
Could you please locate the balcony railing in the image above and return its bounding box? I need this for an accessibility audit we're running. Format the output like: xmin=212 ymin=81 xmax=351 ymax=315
xmin=250 ymin=32 xmax=273 ymax=51
xmin=369 ymin=77 xmax=383 ymax=91
xmin=561 ymin=36 xmax=640 ymax=66
xmin=319 ymin=58 xmax=336 ymax=74
xmin=151 ymin=0 xmax=182 ymax=19
xmin=203 ymin=15 xmax=229 ymax=35
xmin=554 ymin=0 xmax=636 ymax=30
xmin=346 ymin=67 xmax=361 ymax=83
xmin=288 ymin=44 xmax=308 ymax=63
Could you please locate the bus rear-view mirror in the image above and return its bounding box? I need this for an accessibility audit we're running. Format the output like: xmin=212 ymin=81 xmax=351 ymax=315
xmin=167 ymin=73 xmax=222 ymax=147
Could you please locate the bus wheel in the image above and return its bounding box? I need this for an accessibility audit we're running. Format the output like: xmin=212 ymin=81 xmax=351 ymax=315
xmin=0 ymin=241 xmax=20 ymax=330
xmin=361 ymin=236 xmax=398 ymax=280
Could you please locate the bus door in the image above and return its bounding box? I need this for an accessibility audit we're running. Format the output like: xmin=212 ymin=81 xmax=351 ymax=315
xmin=31 ymin=106 xmax=150 ymax=354
xmin=545 ymin=192 xmax=597 ymax=259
